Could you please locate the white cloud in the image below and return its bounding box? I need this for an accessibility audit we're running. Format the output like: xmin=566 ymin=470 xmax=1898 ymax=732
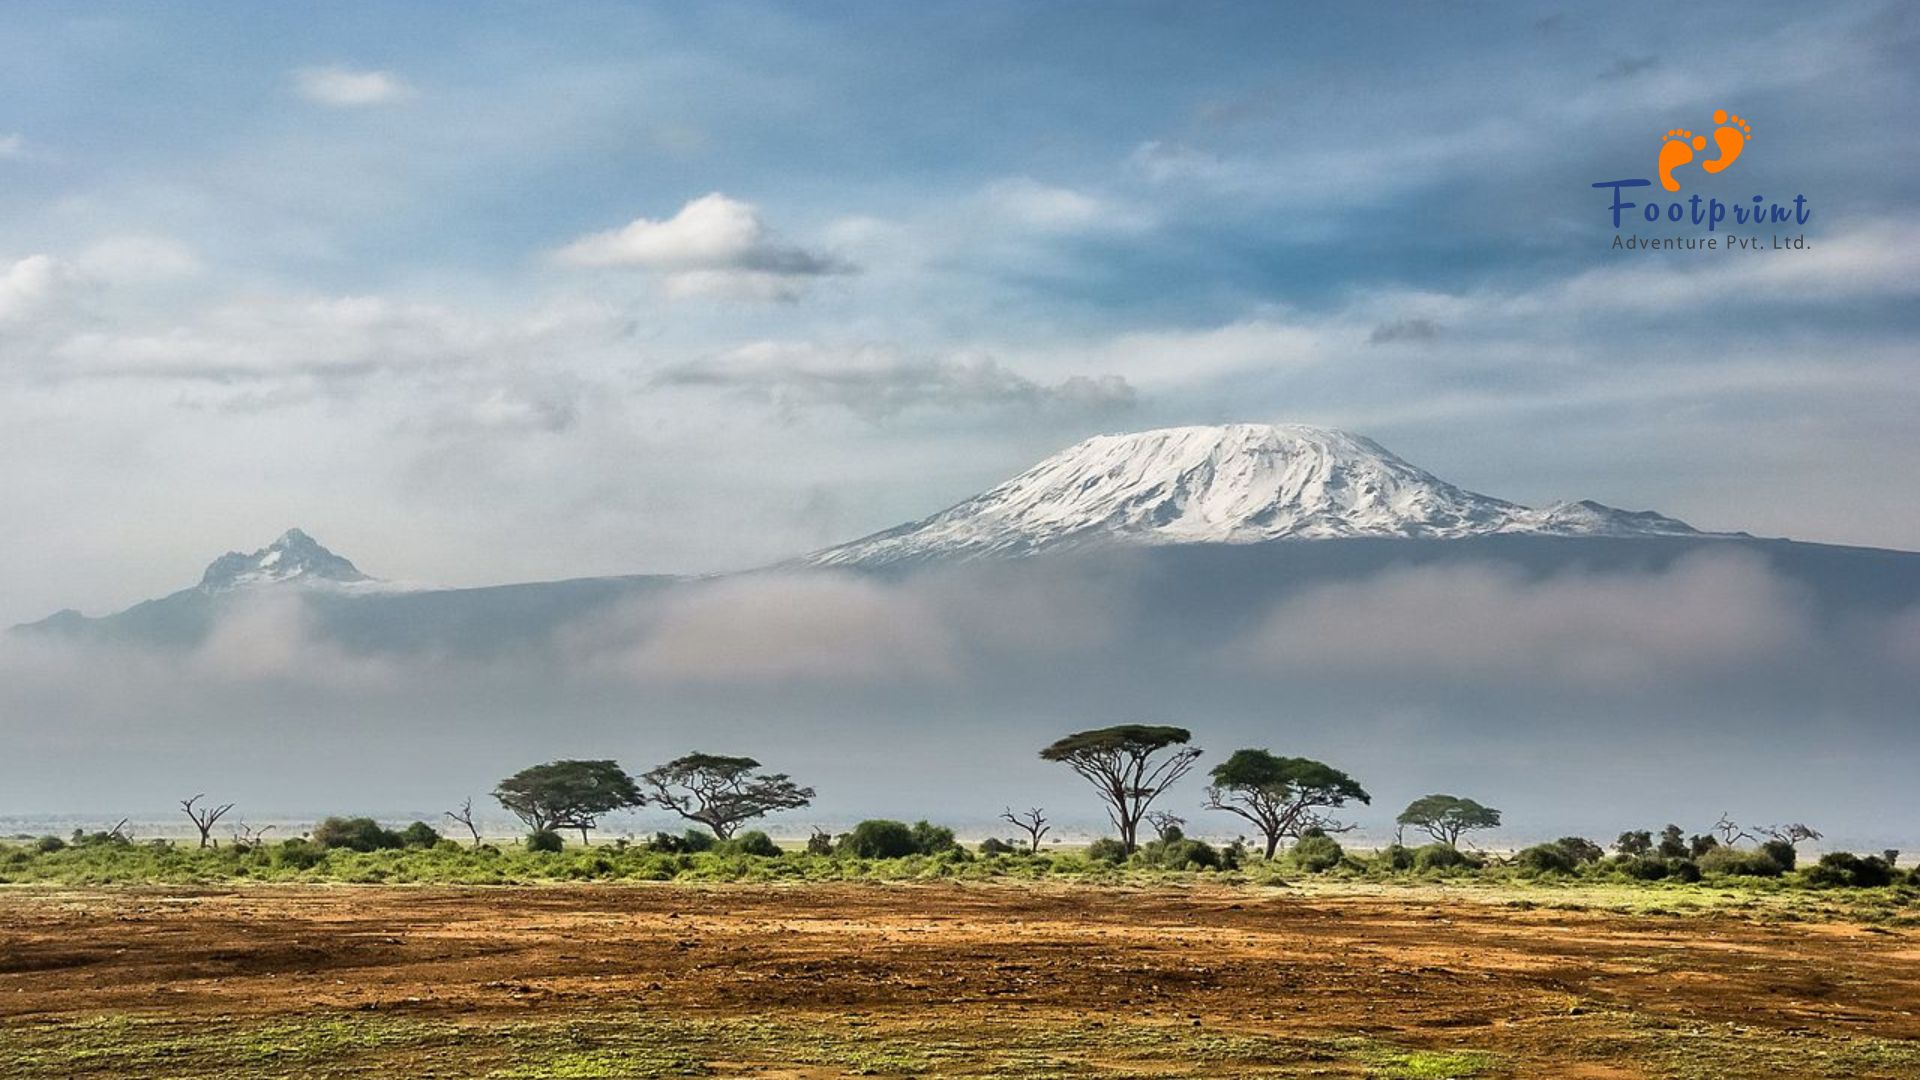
xmin=294 ymin=66 xmax=411 ymax=108
xmin=555 ymin=193 xmax=848 ymax=301
xmin=0 ymin=254 xmax=74 ymax=323
xmin=75 ymin=235 xmax=203 ymax=283
xmin=0 ymin=133 xmax=26 ymax=158
xmin=980 ymin=178 xmax=1151 ymax=233
xmin=1538 ymin=217 xmax=1920 ymax=316
xmin=1129 ymin=120 xmax=1525 ymax=206
xmin=658 ymin=340 xmax=1135 ymax=419
xmin=33 ymin=291 xmax=628 ymax=397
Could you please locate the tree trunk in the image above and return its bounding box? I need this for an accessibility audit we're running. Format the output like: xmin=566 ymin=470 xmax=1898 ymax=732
xmin=578 ymin=826 xmax=590 ymax=846
xmin=1264 ymin=833 xmax=1280 ymax=860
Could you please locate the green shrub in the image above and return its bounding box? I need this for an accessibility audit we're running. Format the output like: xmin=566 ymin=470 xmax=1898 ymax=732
xmin=1698 ymin=846 xmax=1786 ymax=877
xmin=1412 ymin=843 xmax=1475 ymax=872
xmin=1084 ymin=837 xmax=1129 ymax=864
xmin=722 ymin=831 xmax=781 ymax=857
xmin=272 ymin=839 xmax=326 ymax=870
xmin=978 ymin=837 xmax=1018 ymax=856
xmin=1759 ymin=839 xmax=1797 ymax=871
xmin=32 ymin=835 xmax=66 ymax=854
xmin=398 ymin=821 xmax=442 ymax=848
xmin=1377 ymin=843 xmax=1414 ymax=871
xmin=648 ymin=829 xmax=718 ymax=854
xmin=1669 ymin=858 xmax=1702 ymax=883
xmin=1288 ymin=833 xmax=1345 ymax=873
xmin=1515 ymin=843 xmax=1576 ymax=875
xmin=1140 ymin=836 xmax=1221 ymax=870
xmin=839 ymin=820 xmax=917 ymax=859
xmin=909 ymin=820 xmax=960 ymax=854
xmin=1803 ymin=852 xmax=1895 ymax=888
xmin=70 ymin=829 xmax=132 ymax=849
xmin=806 ymin=830 xmax=834 ymax=856
xmin=1619 ymin=856 xmax=1669 ymax=881
xmin=1554 ymin=837 xmax=1605 ymax=864
xmin=311 ymin=817 xmax=404 ymax=852
xmin=526 ymin=830 xmax=564 ymax=853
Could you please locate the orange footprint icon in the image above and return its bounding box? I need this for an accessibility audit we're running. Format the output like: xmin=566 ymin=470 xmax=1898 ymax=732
xmin=1658 ymin=128 xmax=1707 ymax=192
xmin=1701 ymin=109 xmax=1751 ymax=174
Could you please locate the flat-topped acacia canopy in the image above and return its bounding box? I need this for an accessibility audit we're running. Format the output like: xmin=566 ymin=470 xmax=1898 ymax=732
xmin=1040 ymin=725 xmax=1193 ymax=759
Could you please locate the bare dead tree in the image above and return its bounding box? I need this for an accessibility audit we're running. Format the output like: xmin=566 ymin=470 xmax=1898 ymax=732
xmin=1712 ymin=813 xmax=1754 ymax=847
xmin=1000 ymin=807 xmax=1050 ymax=854
xmin=180 ymin=794 xmax=234 ymax=849
xmin=101 ymin=818 xmax=132 ymax=842
xmin=445 ymin=798 xmax=483 ymax=848
xmin=231 ymin=822 xmax=275 ymax=847
xmin=1758 ymin=822 xmax=1823 ymax=847
xmin=1146 ymin=811 xmax=1186 ymax=843
xmin=1294 ymin=808 xmax=1360 ymax=836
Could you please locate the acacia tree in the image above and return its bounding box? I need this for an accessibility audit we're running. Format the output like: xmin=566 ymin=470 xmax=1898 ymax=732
xmin=493 ymin=760 xmax=641 ymax=844
xmin=1396 ymin=794 xmax=1501 ymax=849
xmin=639 ymin=753 xmax=814 ymax=840
xmin=1614 ymin=829 xmax=1653 ymax=857
xmin=1204 ymin=750 xmax=1370 ymax=859
xmin=180 ymin=794 xmax=234 ymax=849
xmin=1040 ymin=725 xmax=1200 ymax=855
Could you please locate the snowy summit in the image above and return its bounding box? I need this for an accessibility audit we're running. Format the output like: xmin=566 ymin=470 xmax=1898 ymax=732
xmin=197 ymin=528 xmax=373 ymax=591
xmin=807 ymin=423 xmax=1702 ymax=566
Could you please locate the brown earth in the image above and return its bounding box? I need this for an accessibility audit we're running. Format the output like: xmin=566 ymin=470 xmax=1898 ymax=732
xmin=1 ymin=882 xmax=1917 ymax=1077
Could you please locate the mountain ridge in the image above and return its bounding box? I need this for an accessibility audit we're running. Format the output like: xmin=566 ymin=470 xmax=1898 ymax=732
xmin=16 ymin=422 xmax=1852 ymax=650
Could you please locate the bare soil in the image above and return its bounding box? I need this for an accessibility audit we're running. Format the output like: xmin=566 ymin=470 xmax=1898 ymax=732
xmin=1 ymin=882 xmax=1916 ymax=1077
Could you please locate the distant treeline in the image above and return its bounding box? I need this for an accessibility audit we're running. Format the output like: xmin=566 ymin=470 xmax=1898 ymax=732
xmin=6 ymin=724 xmax=1904 ymax=891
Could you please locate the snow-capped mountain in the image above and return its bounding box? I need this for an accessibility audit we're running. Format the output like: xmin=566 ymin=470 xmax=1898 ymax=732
xmin=197 ymin=528 xmax=373 ymax=591
xmin=807 ymin=424 xmax=1705 ymax=567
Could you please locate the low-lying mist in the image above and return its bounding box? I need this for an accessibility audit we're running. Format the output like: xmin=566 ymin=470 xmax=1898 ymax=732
xmin=5 ymin=542 xmax=1916 ymax=849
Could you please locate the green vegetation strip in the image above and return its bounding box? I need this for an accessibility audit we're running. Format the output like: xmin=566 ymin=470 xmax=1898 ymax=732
xmin=6 ymin=1008 xmax=1919 ymax=1079
xmin=0 ymin=1012 xmax=1489 ymax=1079
xmin=3 ymin=839 xmax=1918 ymax=927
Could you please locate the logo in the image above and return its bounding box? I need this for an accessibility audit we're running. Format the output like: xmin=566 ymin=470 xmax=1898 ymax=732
xmin=1658 ymin=109 xmax=1751 ymax=191
xmin=1591 ymin=107 xmax=1809 ymax=247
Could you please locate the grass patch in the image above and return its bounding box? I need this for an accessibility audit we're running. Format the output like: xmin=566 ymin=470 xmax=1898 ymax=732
xmin=0 ymin=1011 xmax=1490 ymax=1080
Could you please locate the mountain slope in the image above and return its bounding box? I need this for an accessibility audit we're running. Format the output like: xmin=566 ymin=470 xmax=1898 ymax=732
xmin=806 ymin=424 xmax=1705 ymax=567
xmin=16 ymin=526 xmax=678 ymax=654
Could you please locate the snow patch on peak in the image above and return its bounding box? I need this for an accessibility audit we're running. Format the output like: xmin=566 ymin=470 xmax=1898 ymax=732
xmin=198 ymin=528 xmax=374 ymax=591
xmin=806 ymin=423 xmax=1704 ymax=566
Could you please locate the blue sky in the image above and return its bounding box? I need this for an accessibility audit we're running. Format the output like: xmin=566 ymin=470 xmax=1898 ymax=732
xmin=2 ymin=2 xmax=1918 ymax=624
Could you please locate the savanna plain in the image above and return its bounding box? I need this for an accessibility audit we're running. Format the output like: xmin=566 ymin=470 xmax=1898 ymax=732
xmin=3 ymin=862 xmax=1918 ymax=1079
